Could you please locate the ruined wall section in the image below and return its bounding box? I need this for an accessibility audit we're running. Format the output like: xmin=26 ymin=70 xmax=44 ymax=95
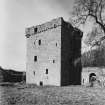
xmin=82 ymin=67 xmax=104 ymax=85
xmin=26 ymin=17 xmax=62 ymax=86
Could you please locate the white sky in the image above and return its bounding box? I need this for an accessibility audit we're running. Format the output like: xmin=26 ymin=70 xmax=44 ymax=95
xmin=0 ymin=0 xmax=75 ymax=71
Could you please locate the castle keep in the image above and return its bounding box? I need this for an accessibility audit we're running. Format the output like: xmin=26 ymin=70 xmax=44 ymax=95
xmin=25 ymin=17 xmax=83 ymax=86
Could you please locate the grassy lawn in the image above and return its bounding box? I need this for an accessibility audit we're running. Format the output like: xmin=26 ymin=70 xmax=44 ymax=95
xmin=0 ymin=84 xmax=105 ymax=105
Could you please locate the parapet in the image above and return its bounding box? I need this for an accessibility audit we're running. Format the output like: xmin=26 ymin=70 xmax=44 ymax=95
xmin=25 ymin=17 xmax=63 ymax=38
xmin=25 ymin=17 xmax=83 ymax=38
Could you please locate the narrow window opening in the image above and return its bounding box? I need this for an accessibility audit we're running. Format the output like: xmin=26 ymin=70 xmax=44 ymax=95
xmin=53 ymin=60 xmax=55 ymax=63
xmin=34 ymin=28 xmax=37 ymax=33
xmin=40 ymin=81 xmax=43 ymax=86
xmin=46 ymin=69 xmax=48 ymax=74
xmin=39 ymin=40 xmax=41 ymax=45
xmin=33 ymin=71 xmax=35 ymax=76
xmin=34 ymin=56 xmax=37 ymax=62
xmin=54 ymin=24 xmax=57 ymax=28
xmin=56 ymin=43 xmax=57 ymax=47
xmin=83 ymin=79 xmax=84 ymax=84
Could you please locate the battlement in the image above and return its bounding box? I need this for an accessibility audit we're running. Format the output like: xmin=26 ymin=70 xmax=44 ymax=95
xmin=25 ymin=17 xmax=63 ymax=38
xmin=25 ymin=17 xmax=83 ymax=38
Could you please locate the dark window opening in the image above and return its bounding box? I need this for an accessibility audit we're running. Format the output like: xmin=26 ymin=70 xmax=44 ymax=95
xmin=33 ymin=71 xmax=35 ymax=76
xmin=53 ymin=60 xmax=55 ymax=63
xmin=89 ymin=73 xmax=96 ymax=82
xmin=83 ymin=79 xmax=84 ymax=83
xmin=46 ymin=69 xmax=48 ymax=74
xmin=39 ymin=40 xmax=41 ymax=45
xmin=34 ymin=28 xmax=37 ymax=33
xmin=56 ymin=43 xmax=57 ymax=47
xmin=40 ymin=81 xmax=43 ymax=86
xmin=34 ymin=41 xmax=35 ymax=45
xmin=89 ymin=73 xmax=96 ymax=87
xmin=34 ymin=56 xmax=37 ymax=62
xmin=54 ymin=24 xmax=57 ymax=28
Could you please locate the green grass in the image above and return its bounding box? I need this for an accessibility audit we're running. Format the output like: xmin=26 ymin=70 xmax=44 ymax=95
xmin=0 ymin=84 xmax=105 ymax=105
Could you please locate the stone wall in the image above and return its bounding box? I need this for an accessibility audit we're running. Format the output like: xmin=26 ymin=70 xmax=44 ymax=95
xmin=0 ymin=68 xmax=4 ymax=82
xmin=61 ymin=21 xmax=82 ymax=86
xmin=26 ymin=18 xmax=62 ymax=86
xmin=25 ymin=17 xmax=62 ymax=38
xmin=82 ymin=67 xmax=104 ymax=86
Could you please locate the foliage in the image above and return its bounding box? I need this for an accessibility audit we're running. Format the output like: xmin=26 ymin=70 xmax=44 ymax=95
xmin=83 ymin=26 xmax=104 ymax=46
xmin=71 ymin=0 xmax=105 ymax=47
xmin=81 ymin=43 xmax=105 ymax=67
xmin=72 ymin=0 xmax=105 ymax=28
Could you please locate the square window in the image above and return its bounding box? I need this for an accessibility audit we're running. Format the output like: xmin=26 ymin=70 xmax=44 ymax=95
xmin=34 ymin=56 xmax=37 ymax=62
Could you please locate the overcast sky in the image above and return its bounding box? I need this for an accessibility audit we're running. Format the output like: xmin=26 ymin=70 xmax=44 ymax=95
xmin=0 ymin=0 xmax=75 ymax=71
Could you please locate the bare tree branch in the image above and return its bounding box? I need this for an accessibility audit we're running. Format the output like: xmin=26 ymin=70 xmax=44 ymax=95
xmin=71 ymin=0 xmax=105 ymax=47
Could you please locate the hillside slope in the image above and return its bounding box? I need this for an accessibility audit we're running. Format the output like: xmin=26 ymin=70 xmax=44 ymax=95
xmin=0 ymin=66 xmax=26 ymax=83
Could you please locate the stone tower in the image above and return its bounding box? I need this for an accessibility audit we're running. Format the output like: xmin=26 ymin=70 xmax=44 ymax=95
xmin=25 ymin=17 xmax=83 ymax=86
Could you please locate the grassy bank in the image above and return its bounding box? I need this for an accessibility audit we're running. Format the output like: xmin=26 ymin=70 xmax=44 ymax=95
xmin=0 ymin=84 xmax=105 ymax=105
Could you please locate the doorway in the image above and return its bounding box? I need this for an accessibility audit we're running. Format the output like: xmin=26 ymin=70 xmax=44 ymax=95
xmin=89 ymin=73 xmax=96 ymax=82
xmin=89 ymin=73 xmax=96 ymax=86
xmin=40 ymin=81 xmax=43 ymax=86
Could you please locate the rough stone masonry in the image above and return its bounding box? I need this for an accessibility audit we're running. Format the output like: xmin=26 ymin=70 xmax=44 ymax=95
xmin=25 ymin=17 xmax=83 ymax=86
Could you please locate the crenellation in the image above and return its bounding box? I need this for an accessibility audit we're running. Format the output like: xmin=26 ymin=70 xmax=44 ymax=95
xmin=25 ymin=17 xmax=63 ymax=37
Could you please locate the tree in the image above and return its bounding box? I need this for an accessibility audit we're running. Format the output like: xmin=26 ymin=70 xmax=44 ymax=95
xmin=81 ymin=45 xmax=105 ymax=67
xmin=71 ymin=0 xmax=105 ymax=47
